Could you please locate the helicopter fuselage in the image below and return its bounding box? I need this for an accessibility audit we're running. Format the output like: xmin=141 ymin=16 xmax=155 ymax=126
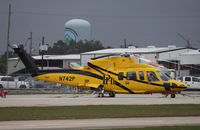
xmin=34 ymin=56 xmax=187 ymax=95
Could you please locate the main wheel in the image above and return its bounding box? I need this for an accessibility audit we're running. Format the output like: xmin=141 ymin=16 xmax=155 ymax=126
xmin=171 ymin=94 xmax=176 ymax=98
xmin=109 ymin=92 xmax=115 ymax=97
xmin=19 ymin=85 xmax=26 ymax=89
xmin=98 ymin=85 xmax=104 ymax=98
xmin=98 ymin=93 xmax=104 ymax=98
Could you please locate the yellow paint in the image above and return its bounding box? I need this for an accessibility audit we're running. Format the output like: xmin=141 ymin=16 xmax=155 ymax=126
xmin=34 ymin=56 xmax=187 ymax=95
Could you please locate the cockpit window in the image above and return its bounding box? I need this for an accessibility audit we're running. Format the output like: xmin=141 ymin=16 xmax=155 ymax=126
xmin=147 ymin=71 xmax=159 ymax=81
xmin=157 ymin=71 xmax=170 ymax=81
xmin=127 ymin=72 xmax=137 ymax=80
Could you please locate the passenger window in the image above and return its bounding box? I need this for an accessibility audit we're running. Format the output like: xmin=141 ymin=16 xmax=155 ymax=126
xmin=147 ymin=71 xmax=159 ymax=81
xmin=1 ymin=77 xmax=14 ymax=81
xmin=185 ymin=77 xmax=191 ymax=81
xmin=127 ymin=72 xmax=137 ymax=80
xmin=19 ymin=77 xmax=26 ymax=81
xmin=8 ymin=77 xmax=14 ymax=81
xmin=192 ymin=77 xmax=198 ymax=82
xmin=1 ymin=77 xmax=7 ymax=81
xmin=118 ymin=72 xmax=124 ymax=80
xmin=139 ymin=71 xmax=144 ymax=80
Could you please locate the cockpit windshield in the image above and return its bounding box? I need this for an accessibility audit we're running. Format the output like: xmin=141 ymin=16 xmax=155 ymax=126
xmin=157 ymin=71 xmax=170 ymax=81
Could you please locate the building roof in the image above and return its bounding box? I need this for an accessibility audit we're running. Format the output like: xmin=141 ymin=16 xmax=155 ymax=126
xmin=181 ymin=49 xmax=200 ymax=55
xmin=9 ymin=54 xmax=80 ymax=60
xmin=81 ymin=46 xmax=186 ymax=55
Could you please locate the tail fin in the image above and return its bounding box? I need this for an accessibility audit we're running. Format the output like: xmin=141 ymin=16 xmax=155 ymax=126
xmin=12 ymin=44 xmax=39 ymax=76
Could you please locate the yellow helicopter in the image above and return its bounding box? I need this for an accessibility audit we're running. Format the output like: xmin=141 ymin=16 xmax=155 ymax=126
xmin=10 ymin=44 xmax=187 ymax=98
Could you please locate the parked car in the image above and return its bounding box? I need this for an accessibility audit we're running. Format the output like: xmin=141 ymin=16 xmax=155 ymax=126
xmin=0 ymin=76 xmax=30 ymax=89
xmin=179 ymin=76 xmax=200 ymax=90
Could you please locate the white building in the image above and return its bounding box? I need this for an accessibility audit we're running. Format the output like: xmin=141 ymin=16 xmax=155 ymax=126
xmin=8 ymin=54 xmax=80 ymax=75
xmin=81 ymin=46 xmax=192 ymax=65
xmin=180 ymin=49 xmax=200 ymax=64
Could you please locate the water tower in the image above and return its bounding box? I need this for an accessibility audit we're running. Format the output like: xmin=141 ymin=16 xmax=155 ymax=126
xmin=64 ymin=19 xmax=91 ymax=44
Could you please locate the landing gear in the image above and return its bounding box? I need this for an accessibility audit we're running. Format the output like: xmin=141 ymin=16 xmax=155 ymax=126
xmin=171 ymin=94 xmax=176 ymax=98
xmin=109 ymin=92 xmax=115 ymax=97
xmin=98 ymin=85 xmax=104 ymax=98
xmin=98 ymin=93 xmax=104 ymax=97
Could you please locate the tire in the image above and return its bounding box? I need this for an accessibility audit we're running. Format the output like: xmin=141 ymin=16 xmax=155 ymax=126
xmin=109 ymin=92 xmax=115 ymax=97
xmin=19 ymin=85 xmax=26 ymax=89
xmin=0 ymin=84 xmax=3 ymax=89
xmin=98 ymin=93 xmax=104 ymax=98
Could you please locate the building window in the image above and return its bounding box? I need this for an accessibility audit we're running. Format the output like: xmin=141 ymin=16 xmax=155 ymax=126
xmin=35 ymin=60 xmax=63 ymax=68
xmin=49 ymin=60 xmax=63 ymax=68
xmin=35 ymin=60 xmax=47 ymax=67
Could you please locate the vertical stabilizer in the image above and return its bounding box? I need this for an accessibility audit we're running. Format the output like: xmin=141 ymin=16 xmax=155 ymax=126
xmin=13 ymin=45 xmax=39 ymax=76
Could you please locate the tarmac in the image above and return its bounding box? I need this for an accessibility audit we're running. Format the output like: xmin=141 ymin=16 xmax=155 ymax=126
xmin=1 ymin=92 xmax=200 ymax=107
xmin=1 ymin=92 xmax=200 ymax=129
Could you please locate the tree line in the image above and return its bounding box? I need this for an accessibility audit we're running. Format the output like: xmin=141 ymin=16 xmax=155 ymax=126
xmin=45 ymin=40 xmax=105 ymax=55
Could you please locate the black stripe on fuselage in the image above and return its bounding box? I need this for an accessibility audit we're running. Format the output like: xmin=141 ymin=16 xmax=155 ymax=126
xmin=35 ymin=69 xmax=103 ymax=80
xmin=88 ymin=63 xmax=118 ymax=76
xmin=114 ymin=81 xmax=134 ymax=94
xmin=35 ymin=69 xmax=135 ymax=93
xmin=88 ymin=62 xmax=135 ymax=93
xmin=87 ymin=62 xmax=185 ymax=89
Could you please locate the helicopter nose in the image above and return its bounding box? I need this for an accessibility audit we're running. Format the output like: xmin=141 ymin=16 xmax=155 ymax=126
xmin=179 ymin=83 xmax=187 ymax=89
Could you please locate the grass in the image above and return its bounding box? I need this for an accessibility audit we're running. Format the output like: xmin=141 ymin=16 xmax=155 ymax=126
xmin=1 ymin=104 xmax=200 ymax=121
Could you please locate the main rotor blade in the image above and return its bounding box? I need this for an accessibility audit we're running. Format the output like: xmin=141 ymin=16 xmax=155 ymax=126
xmin=8 ymin=43 xmax=18 ymax=49
xmin=91 ymin=54 xmax=119 ymax=60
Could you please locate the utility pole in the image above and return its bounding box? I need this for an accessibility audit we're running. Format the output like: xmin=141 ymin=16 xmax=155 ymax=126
xmin=30 ymin=32 xmax=32 ymax=56
xmin=124 ymin=39 xmax=127 ymax=48
xmin=6 ymin=4 xmax=11 ymax=75
xmin=41 ymin=36 xmax=44 ymax=70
